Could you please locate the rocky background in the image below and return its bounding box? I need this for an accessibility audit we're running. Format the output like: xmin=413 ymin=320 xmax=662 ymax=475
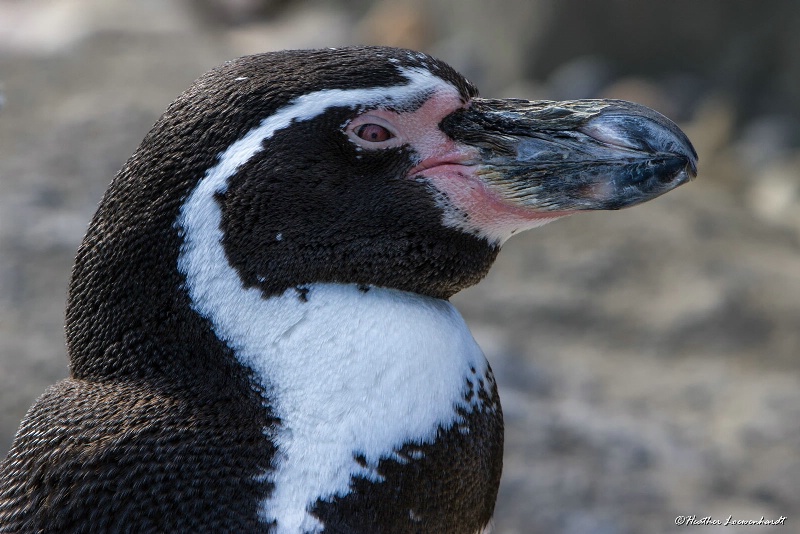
xmin=1 ymin=1 xmax=799 ymax=532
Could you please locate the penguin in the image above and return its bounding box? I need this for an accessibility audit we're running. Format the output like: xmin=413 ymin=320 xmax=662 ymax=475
xmin=0 ymin=46 xmax=696 ymax=533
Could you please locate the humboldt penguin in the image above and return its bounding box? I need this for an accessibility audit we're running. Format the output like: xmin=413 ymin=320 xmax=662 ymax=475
xmin=0 ymin=46 xmax=696 ymax=533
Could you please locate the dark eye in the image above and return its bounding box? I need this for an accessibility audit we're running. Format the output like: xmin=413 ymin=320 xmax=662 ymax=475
xmin=355 ymin=123 xmax=393 ymax=142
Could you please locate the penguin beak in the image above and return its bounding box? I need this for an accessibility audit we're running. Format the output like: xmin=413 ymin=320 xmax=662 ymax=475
xmin=439 ymin=98 xmax=697 ymax=213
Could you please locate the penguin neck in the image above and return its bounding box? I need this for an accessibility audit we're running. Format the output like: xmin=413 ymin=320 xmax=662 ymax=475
xmin=176 ymin=140 xmax=490 ymax=413
xmin=186 ymin=283 xmax=489 ymax=533
xmin=177 ymin=156 xmax=491 ymax=532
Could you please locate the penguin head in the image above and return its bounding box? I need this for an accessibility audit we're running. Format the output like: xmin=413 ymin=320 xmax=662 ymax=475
xmin=207 ymin=48 xmax=496 ymax=300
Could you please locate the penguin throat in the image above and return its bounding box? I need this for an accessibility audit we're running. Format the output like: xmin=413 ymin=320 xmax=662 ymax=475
xmin=197 ymin=283 xmax=489 ymax=532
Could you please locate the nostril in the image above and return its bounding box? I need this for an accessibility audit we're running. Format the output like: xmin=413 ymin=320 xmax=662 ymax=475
xmin=579 ymin=117 xmax=646 ymax=151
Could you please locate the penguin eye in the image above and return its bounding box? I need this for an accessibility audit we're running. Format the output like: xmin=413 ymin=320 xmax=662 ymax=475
xmin=355 ymin=123 xmax=394 ymax=143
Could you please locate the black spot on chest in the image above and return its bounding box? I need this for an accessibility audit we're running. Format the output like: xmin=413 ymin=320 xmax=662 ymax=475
xmin=295 ymin=286 xmax=310 ymax=302
xmin=310 ymin=367 xmax=504 ymax=534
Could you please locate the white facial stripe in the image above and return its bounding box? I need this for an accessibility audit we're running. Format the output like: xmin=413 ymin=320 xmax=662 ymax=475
xmin=177 ymin=68 xmax=489 ymax=533
xmin=200 ymin=66 xmax=460 ymax=199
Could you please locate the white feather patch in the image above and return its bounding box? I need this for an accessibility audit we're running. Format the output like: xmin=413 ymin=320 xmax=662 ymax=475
xmin=177 ymin=67 xmax=489 ymax=533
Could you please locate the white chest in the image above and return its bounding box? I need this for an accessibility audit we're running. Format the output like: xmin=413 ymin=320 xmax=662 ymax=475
xmin=182 ymin=277 xmax=489 ymax=533
xmin=262 ymin=285 xmax=488 ymax=532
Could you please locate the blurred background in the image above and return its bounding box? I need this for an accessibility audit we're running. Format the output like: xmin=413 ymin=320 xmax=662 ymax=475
xmin=1 ymin=0 xmax=798 ymax=532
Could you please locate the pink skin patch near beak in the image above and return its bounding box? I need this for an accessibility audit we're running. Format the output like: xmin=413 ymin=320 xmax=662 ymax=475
xmin=419 ymin=167 xmax=575 ymax=244
xmin=402 ymin=94 xmax=573 ymax=244
xmin=347 ymin=89 xmax=573 ymax=244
